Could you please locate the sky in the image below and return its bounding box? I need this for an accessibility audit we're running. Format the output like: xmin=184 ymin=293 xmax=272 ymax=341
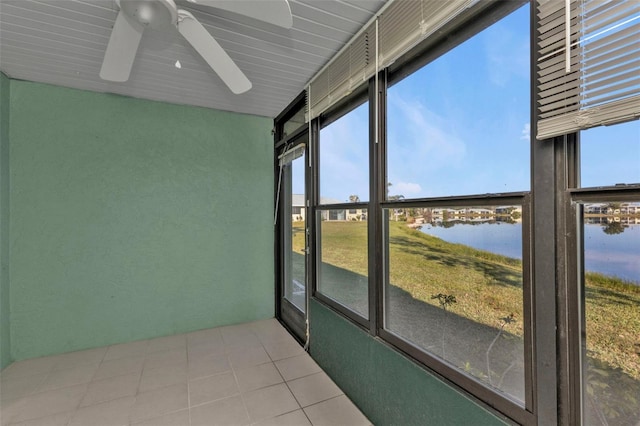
xmin=296 ymin=3 xmax=640 ymax=202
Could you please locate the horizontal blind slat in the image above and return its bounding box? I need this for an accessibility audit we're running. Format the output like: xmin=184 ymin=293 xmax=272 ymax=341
xmin=535 ymin=0 xmax=640 ymax=139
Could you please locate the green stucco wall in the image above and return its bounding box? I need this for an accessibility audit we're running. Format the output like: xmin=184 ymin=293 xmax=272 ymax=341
xmin=309 ymin=300 xmax=508 ymax=425
xmin=8 ymin=80 xmax=274 ymax=361
xmin=0 ymin=73 xmax=10 ymax=369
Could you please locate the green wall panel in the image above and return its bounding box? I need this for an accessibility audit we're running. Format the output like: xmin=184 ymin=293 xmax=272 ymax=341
xmin=0 ymin=73 xmax=10 ymax=369
xmin=9 ymin=80 xmax=274 ymax=361
xmin=309 ymin=300 xmax=507 ymax=425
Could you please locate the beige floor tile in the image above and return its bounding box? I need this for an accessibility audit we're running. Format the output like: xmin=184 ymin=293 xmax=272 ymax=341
xmin=243 ymin=383 xmax=300 ymax=423
xmin=187 ymin=341 xmax=226 ymax=362
xmin=129 ymin=383 xmax=188 ymax=423
xmin=254 ymin=409 xmax=312 ymax=426
xmin=139 ymin=364 xmax=187 ymax=393
xmin=248 ymin=318 xmax=280 ymax=332
xmin=275 ymin=354 xmax=322 ymax=382
xmin=11 ymin=383 xmax=87 ymax=423
xmin=188 ymin=371 xmax=239 ymax=407
xmin=103 ymin=340 xmax=149 ymax=362
xmin=0 ymin=357 xmax=57 ymax=381
xmin=144 ymin=348 xmax=187 ymax=371
xmin=227 ymin=346 xmax=271 ymax=370
xmin=303 ymin=395 xmax=370 ymax=426
xmin=188 ymin=353 xmax=231 ymax=380
xmin=189 ymin=395 xmax=250 ymax=426
xmin=38 ymin=364 xmax=98 ymax=392
xmin=0 ymin=373 xmax=48 ymax=402
xmin=53 ymin=347 xmax=107 ymax=371
xmin=8 ymin=411 xmax=73 ymax=426
xmin=262 ymin=338 xmax=305 ymax=361
xmin=80 ymin=372 xmax=140 ymax=407
xmin=287 ymin=372 xmax=343 ymax=408
xmin=219 ymin=323 xmax=255 ymax=339
xmin=235 ymin=362 xmax=283 ymax=393
xmin=146 ymin=334 xmax=186 ymax=354
xmin=253 ymin=321 xmax=297 ymax=346
xmin=92 ymin=355 xmax=145 ymax=381
xmin=68 ymin=396 xmax=135 ymax=426
xmin=131 ymin=408 xmax=190 ymax=426
xmin=220 ymin=323 xmax=261 ymax=350
xmin=222 ymin=332 xmax=262 ymax=351
xmin=187 ymin=328 xmax=223 ymax=348
xmin=0 ymin=398 xmax=28 ymax=426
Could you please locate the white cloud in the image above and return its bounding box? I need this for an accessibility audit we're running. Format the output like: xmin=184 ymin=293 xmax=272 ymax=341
xmin=520 ymin=123 xmax=530 ymax=140
xmin=386 ymin=92 xmax=467 ymax=197
xmin=394 ymin=182 xmax=422 ymax=195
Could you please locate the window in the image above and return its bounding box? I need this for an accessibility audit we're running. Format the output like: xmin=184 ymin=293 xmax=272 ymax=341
xmin=317 ymin=209 xmax=369 ymax=318
xmin=319 ymin=102 xmax=369 ymax=204
xmin=580 ymin=121 xmax=640 ymax=188
xmin=387 ymin=5 xmax=530 ymax=198
xmin=384 ymin=203 xmax=527 ymax=400
xmin=580 ymin=201 xmax=640 ymax=426
xmin=382 ymin=3 xmax=531 ymax=411
xmin=282 ymin=107 xmax=306 ymax=138
xmin=316 ymin=100 xmax=370 ymax=320
xmin=271 ymin=0 xmax=640 ymax=424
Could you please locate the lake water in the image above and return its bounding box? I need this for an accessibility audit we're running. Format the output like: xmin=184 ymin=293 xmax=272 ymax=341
xmin=419 ymin=222 xmax=640 ymax=284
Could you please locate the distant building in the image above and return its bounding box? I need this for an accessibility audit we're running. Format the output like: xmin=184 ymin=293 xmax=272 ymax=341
xmin=291 ymin=194 xmax=366 ymax=222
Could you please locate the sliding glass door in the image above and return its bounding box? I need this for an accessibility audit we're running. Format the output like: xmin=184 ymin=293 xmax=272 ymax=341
xmin=277 ymin=137 xmax=307 ymax=341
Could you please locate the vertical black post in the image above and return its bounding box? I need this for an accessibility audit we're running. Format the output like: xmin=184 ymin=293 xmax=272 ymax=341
xmin=531 ymin=1 xmax=558 ymax=423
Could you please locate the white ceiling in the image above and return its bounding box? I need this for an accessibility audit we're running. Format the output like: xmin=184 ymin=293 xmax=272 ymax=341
xmin=0 ymin=0 xmax=386 ymax=118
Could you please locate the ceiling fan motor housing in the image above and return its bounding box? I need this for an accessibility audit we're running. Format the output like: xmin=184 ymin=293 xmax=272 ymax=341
xmin=117 ymin=0 xmax=178 ymax=29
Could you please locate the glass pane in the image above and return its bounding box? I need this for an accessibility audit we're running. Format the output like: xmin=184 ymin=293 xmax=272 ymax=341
xmin=319 ymin=102 xmax=369 ymax=204
xmin=384 ymin=206 xmax=525 ymax=403
xmin=580 ymin=120 xmax=640 ymax=188
xmin=317 ymin=209 xmax=369 ymax=318
xmin=386 ymin=4 xmax=530 ymax=199
xmin=283 ymin=107 xmax=306 ymax=137
xmin=582 ymin=202 xmax=640 ymax=426
xmin=284 ymin=155 xmax=306 ymax=312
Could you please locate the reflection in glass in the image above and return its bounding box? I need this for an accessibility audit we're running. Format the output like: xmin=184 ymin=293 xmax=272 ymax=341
xmin=283 ymin=107 xmax=306 ymax=138
xmin=319 ymin=102 xmax=369 ymax=204
xmin=383 ymin=206 xmax=525 ymax=403
xmin=581 ymin=120 xmax=640 ymax=188
xmin=317 ymin=209 xmax=369 ymax=318
xmin=582 ymin=202 xmax=640 ymax=426
xmin=386 ymin=4 xmax=530 ymax=198
xmin=284 ymin=155 xmax=306 ymax=312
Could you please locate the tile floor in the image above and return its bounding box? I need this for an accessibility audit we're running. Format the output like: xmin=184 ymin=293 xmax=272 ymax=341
xmin=0 ymin=319 xmax=371 ymax=426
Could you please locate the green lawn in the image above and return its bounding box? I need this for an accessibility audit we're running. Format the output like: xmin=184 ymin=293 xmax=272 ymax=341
xmin=294 ymin=220 xmax=640 ymax=382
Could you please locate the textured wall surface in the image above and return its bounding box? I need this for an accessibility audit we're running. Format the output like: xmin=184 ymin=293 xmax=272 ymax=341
xmin=9 ymin=80 xmax=274 ymax=361
xmin=0 ymin=73 xmax=10 ymax=369
xmin=309 ymin=300 xmax=507 ymax=425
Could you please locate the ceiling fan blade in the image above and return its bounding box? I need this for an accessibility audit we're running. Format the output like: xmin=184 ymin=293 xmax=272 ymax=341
xmin=100 ymin=9 xmax=145 ymax=82
xmin=177 ymin=10 xmax=252 ymax=94
xmin=189 ymin=0 xmax=293 ymax=29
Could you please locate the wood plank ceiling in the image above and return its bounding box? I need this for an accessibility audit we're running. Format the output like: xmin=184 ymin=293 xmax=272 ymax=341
xmin=0 ymin=0 xmax=385 ymax=117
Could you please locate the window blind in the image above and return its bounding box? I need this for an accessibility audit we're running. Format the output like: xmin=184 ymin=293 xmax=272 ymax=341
xmin=307 ymin=27 xmax=376 ymax=120
xmin=536 ymin=0 xmax=640 ymax=140
xmin=307 ymin=0 xmax=477 ymax=121
xmin=378 ymin=0 xmax=476 ymax=70
xmin=278 ymin=143 xmax=305 ymax=166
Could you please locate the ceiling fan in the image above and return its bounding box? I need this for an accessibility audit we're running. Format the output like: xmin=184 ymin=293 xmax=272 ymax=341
xmin=100 ymin=0 xmax=293 ymax=94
